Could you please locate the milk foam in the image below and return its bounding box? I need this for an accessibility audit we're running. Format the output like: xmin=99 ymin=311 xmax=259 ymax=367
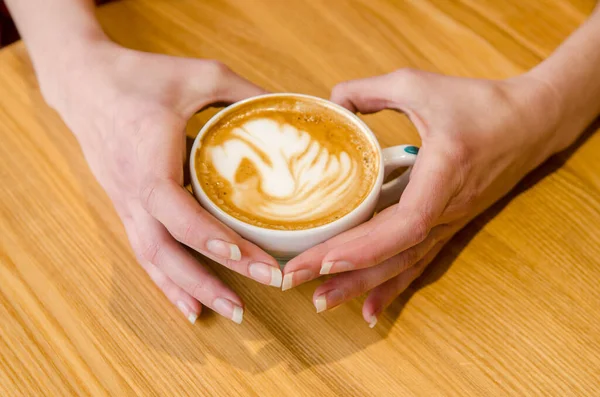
xmin=208 ymin=118 xmax=360 ymax=222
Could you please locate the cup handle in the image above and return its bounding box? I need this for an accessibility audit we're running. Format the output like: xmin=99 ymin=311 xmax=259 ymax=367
xmin=376 ymin=145 xmax=419 ymax=212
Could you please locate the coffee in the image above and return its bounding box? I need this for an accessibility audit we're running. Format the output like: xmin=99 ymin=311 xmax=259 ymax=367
xmin=195 ymin=96 xmax=379 ymax=230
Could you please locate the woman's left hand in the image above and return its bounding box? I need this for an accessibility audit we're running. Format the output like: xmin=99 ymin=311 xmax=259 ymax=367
xmin=282 ymin=69 xmax=568 ymax=327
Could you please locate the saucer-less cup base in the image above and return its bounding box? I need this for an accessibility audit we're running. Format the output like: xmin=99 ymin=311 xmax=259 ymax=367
xmin=190 ymin=94 xmax=418 ymax=264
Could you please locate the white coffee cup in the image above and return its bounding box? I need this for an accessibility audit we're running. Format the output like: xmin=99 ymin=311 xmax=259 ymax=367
xmin=190 ymin=93 xmax=418 ymax=263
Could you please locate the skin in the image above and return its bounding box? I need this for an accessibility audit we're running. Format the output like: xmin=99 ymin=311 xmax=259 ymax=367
xmin=283 ymin=4 xmax=600 ymax=327
xmin=6 ymin=0 xmax=600 ymax=327
xmin=6 ymin=0 xmax=283 ymax=324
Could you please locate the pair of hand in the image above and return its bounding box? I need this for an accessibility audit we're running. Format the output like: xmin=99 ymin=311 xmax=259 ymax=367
xmin=45 ymin=42 xmax=561 ymax=326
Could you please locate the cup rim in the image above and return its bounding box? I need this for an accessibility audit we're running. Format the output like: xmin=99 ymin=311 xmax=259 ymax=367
xmin=190 ymin=93 xmax=385 ymax=236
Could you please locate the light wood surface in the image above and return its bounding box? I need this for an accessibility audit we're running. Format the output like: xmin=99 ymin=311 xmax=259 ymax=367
xmin=1 ymin=0 xmax=600 ymax=395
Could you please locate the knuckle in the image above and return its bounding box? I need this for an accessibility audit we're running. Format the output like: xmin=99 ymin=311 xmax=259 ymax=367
xmin=331 ymin=82 xmax=350 ymax=99
xmin=206 ymin=59 xmax=230 ymax=75
xmin=139 ymin=235 xmax=162 ymax=264
xmin=396 ymin=247 xmax=419 ymax=273
xmin=171 ymin=220 xmax=197 ymax=245
xmin=139 ymin=179 xmax=159 ymax=213
xmin=190 ymin=60 xmax=233 ymax=100
xmin=204 ymin=60 xmax=231 ymax=85
xmin=366 ymin=250 xmax=385 ymax=267
xmin=390 ymin=68 xmax=424 ymax=103
xmin=448 ymin=140 xmax=472 ymax=168
xmin=190 ymin=279 xmax=211 ymax=300
xmin=352 ymin=277 xmax=371 ymax=295
xmin=392 ymin=67 xmax=421 ymax=86
xmin=410 ymin=213 xmax=431 ymax=244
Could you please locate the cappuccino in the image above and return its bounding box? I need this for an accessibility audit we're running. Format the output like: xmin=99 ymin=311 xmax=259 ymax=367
xmin=195 ymin=96 xmax=379 ymax=230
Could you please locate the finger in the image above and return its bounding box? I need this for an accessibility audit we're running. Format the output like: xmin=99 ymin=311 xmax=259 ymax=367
xmin=311 ymin=232 xmax=443 ymax=313
xmin=144 ymin=261 xmax=203 ymax=324
xmin=131 ymin=204 xmax=246 ymax=324
xmin=318 ymin=148 xmax=456 ymax=274
xmin=282 ymin=206 xmax=397 ymax=291
xmin=139 ymin=178 xmax=282 ymax=287
xmin=179 ymin=60 xmax=267 ymax=117
xmin=136 ymin=118 xmax=282 ymax=288
xmin=363 ymin=241 xmax=445 ymax=328
xmin=330 ymin=68 xmax=429 ymax=114
xmin=123 ymin=217 xmax=201 ymax=324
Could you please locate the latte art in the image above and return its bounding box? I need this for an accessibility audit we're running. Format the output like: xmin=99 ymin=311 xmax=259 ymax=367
xmin=196 ymin=97 xmax=379 ymax=230
xmin=209 ymin=118 xmax=360 ymax=222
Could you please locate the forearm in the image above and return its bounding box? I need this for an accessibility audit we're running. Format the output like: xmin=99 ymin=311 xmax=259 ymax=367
xmin=4 ymin=0 xmax=107 ymax=78
xmin=529 ymin=5 xmax=600 ymax=152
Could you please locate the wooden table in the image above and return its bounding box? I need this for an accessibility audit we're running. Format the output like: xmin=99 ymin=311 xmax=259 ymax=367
xmin=2 ymin=0 xmax=599 ymax=395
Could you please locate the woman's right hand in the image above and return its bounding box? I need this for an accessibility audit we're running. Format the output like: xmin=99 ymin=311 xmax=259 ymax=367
xmin=42 ymin=40 xmax=282 ymax=324
xmin=283 ymin=68 xmax=566 ymax=326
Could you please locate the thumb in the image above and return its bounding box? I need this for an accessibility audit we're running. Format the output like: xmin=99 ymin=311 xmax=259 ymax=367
xmin=319 ymin=146 xmax=456 ymax=271
xmin=330 ymin=68 xmax=429 ymax=114
xmin=179 ymin=60 xmax=267 ymax=117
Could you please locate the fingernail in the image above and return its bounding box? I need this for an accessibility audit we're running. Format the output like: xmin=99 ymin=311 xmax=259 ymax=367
xmin=368 ymin=315 xmax=378 ymax=328
xmin=176 ymin=301 xmax=198 ymax=324
xmin=231 ymin=306 xmax=244 ymax=324
xmin=282 ymin=269 xmax=314 ymax=291
xmin=320 ymin=260 xmax=353 ymax=275
xmin=315 ymin=295 xmax=327 ymax=313
xmin=314 ymin=289 xmax=344 ymax=313
xmin=213 ymin=298 xmax=244 ymax=324
xmin=249 ymin=262 xmax=282 ymax=287
xmin=207 ymin=239 xmax=241 ymax=261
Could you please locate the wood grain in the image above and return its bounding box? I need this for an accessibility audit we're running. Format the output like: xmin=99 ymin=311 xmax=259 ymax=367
xmin=1 ymin=0 xmax=599 ymax=395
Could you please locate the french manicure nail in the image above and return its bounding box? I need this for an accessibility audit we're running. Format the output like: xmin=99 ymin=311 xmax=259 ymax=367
xmin=249 ymin=262 xmax=282 ymax=287
xmin=232 ymin=306 xmax=244 ymax=324
xmin=315 ymin=295 xmax=327 ymax=313
xmin=320 ymin=260 xmax=353 ymax=275
xmin=176 ymin=301 xmax=198 ymax=324
xmin=282 ymin=269 xmax=314 ymax=291
xmin=315 ymin=289 xmax=344 ymax=313
xmin=320 ymin=261 xmax=333 ymax=275
xmin=213 ymin=297 xmax=244 ymax=324
xmin=282 ymin=273 xmax=293 ymax=291
xmin=206 ymin=239 xmax=241 ymax=261
xmin=368 ymin=315 xmax=378 ymax=328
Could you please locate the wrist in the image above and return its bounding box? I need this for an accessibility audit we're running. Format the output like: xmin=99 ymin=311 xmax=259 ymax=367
xmin=522 ymin=7 xmax=600 ymax=155
xmin=37 ymin=36 xmax=119 ymax=109
xmin=523 ymin=69 xmax=583 ymax=155
xmin=6 ymin=0 xmax=112 ymax=99
xmin=507 ymin=73 xmax=574 ymax=162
